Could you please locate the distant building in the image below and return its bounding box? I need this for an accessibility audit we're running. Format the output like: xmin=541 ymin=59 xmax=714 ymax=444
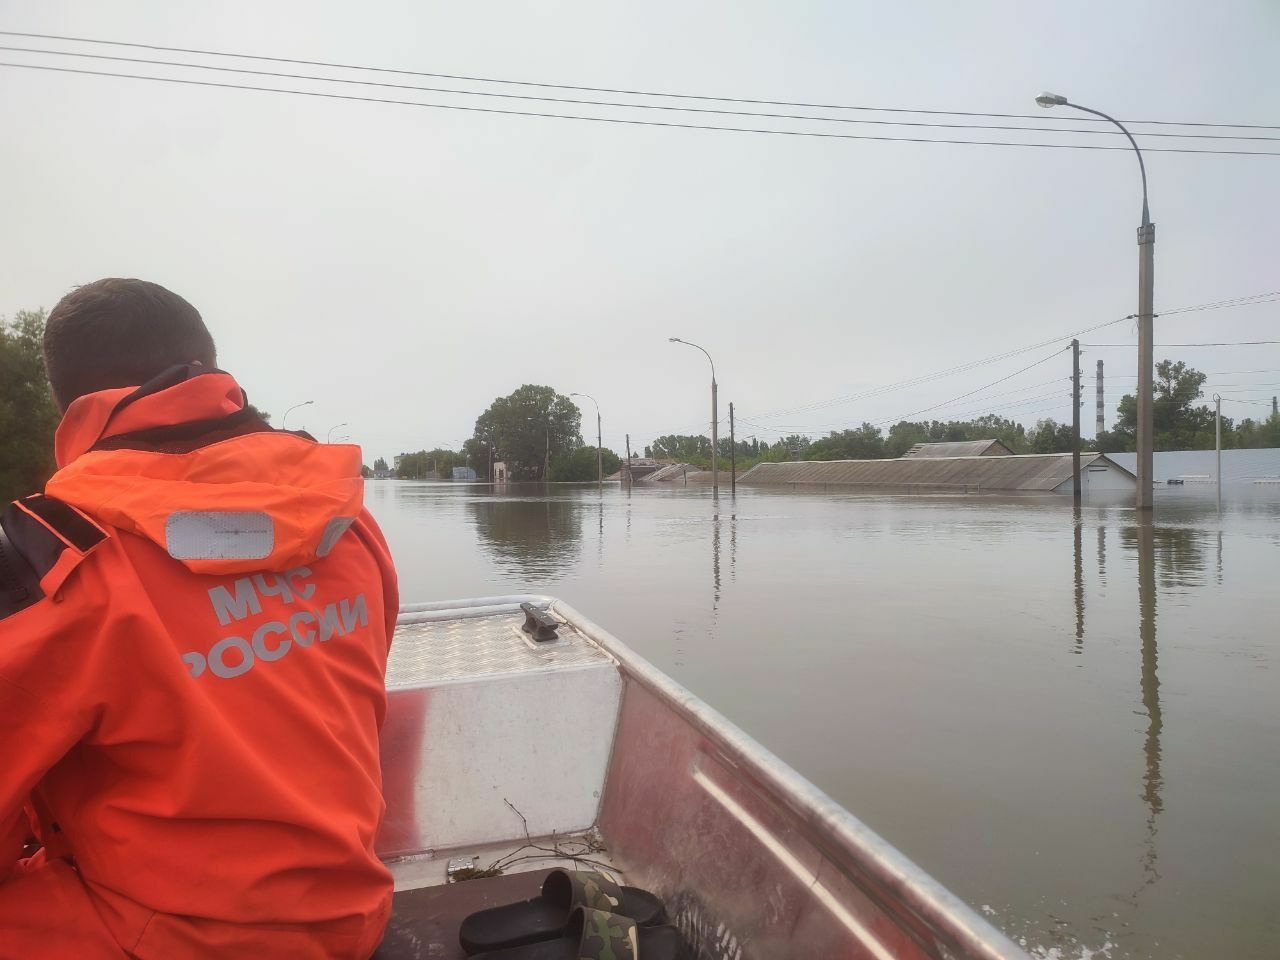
xmin=903 ymin=439 xmax=1013 ymax=458
xmin=740 ymin=453 xmax=1135 ymax=496
xmin=492 ymin=461 xmax=509 ymax=483
xmin=452 ymin=466 xmax=477 ymax=481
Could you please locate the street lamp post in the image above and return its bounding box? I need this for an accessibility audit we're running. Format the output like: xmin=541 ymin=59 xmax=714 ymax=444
xmin=525 ymin=415 xmax=551 ymax=480
xmin=326 ymin=422 xmax=348 ymax=443
xmin=570 ymin=393 xmax=603 ymax=484
xmin=1037 ymin=92 xmax=1154 ymax=510
xmin=282 ymin=399 xmax=313 ymax=429
xmin=669 ymin=337 xmax=718 ymax=494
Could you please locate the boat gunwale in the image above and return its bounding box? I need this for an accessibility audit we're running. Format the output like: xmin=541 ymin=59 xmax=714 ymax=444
xmin=395 ymin=595 xmax=1028 ymax=960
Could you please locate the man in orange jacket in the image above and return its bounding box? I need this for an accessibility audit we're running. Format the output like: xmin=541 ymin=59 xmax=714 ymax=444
xmin=0 ymin=279 xmax=398 ymax=959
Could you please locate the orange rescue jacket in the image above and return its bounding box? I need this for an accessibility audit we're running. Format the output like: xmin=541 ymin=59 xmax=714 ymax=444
xmin=0 ymin=366 xmax=398 ymax=959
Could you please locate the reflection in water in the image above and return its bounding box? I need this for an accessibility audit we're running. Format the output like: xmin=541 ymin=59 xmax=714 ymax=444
xmin=712 ymin=494 xmax=722 ymax=610
xmin=1096 ymin=520 xmax=1106 ymax=585
xmin=1073 ymin=506 xmax=1084 ymax=655
xmin=468 ymin=490 xmax=583 ymax=578
xmin=1136 ymin=518 xmax=1163 ymax=892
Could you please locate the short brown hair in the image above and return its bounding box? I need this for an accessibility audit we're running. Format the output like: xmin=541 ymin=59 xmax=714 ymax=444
xmin=44 ymin=279 xmax=217 ymax=410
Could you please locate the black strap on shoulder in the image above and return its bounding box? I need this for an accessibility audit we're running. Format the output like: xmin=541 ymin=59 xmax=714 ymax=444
xmin=17 ymin=495 xmax=106 ymax=553
xmin=0 ymin=510 xmax=45 ymax=620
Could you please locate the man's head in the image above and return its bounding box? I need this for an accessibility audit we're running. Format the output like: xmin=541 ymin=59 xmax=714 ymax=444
xmin=44 ymin=278 xmax=217 ymax=411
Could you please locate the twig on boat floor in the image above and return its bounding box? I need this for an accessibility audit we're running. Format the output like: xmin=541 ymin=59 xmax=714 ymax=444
xmin=504 ymin=798 xmax=532 ymax=842
xmin=473 ymin=813 xmax=616 ymax=881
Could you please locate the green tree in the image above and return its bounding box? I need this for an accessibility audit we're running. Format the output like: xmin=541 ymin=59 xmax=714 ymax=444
xmin=1114 ymin=360 xmax=1215 ymax=451
xmin=1093 ymin=429 xmax=1129 ymax=454
xmin=808 ymin=423 xmax=885 ymax=460
xmin=473 ymin=385 xmax=582 ymax=480
xmin=1029 ymin=418 xmax=1074 ymax=454
xmin=548 ymin=446 xmax=622 ymax=481
xmin=394 ymin=448 xmax=463 ymax=479
xmin=650 ymin=435 xmax=711 ymax=462
xmin=360 ymin=464 xmax=373 ymax=479
xmin=373 ymin=457 xmax=389 ymax=473
xmin=244 ymin=404 xmax=271 ymax=423
xmin=0 ymin=309 xmax=60 ymax=502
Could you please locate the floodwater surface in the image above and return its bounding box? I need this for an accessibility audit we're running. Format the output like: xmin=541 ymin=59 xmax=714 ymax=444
xmin=367 ymin=480 xmax=1280 ymax=960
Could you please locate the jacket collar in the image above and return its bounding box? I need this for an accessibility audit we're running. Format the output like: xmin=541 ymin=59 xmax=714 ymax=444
xmin=55 ymin=365 xmax=246 ymax=468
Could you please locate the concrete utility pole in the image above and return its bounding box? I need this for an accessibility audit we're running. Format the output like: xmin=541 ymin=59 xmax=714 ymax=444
xmin=1273 ymin=396 xmax=1278 ymax=418
xmin=1096 ymin=360 xmax=1105 ymax=437
xmin=1037 ymin=93 xmax=1155 ymax=510
xmin=625 ymin=433 xmax=632 ymax=487
xmin=1072 ymin=339 xmax=1082 ymax=503
xmin=729 ymin=402 xmax=736 ymax=495
xmin=669 ymin=337 xmax=718 ymax=494
xmin=570 ymin=393 xmax=603 ymax=484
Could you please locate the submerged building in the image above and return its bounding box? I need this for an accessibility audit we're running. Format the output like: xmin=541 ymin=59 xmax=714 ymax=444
xmin=902 ymin=439 xmax=1014 ymax=458
xmin=739 ymin=452 xmax=1135 ymax=495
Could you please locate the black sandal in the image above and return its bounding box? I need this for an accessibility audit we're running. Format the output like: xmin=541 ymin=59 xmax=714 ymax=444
xmin=469 ymin=906 xmax=687 ymax=960
xmin=460 ymin=869 xmax=666 ymax=954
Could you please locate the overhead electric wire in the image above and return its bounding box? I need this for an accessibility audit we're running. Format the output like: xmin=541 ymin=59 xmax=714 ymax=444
xmin=4 ymin=29 xmax=1277 ymax=131
xmin=737 ymin=379 xmax=1070 ymax=432
xmin=9 ymin=60 xmax=1280 ymax=157
xmin=1157 ymin=292 xmax=1280 ymax=315
xmin=5 ymin=44 xmax=1279 ymax=143
xmin=1084 ymin=340 xmax=1280 ymax=347
xmin=875 ymin=348 xmax=1068 ymax=427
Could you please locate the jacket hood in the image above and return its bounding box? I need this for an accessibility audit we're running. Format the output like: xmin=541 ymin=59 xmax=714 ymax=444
xmin=45 ymin=367 xmax=364 ymax=574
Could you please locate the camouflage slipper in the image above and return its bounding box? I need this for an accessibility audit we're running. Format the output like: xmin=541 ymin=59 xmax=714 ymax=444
xmin=460 ymin=869 xmax=666 ymax=955
xmin=468 ymin=906 xmax=688 ymax=960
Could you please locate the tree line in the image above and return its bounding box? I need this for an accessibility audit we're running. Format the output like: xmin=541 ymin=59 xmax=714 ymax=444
xmin=643 ymin=361 xmax=1280 ymax=470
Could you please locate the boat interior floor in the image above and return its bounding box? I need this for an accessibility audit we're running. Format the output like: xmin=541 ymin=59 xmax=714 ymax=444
xmin=374 ymin=868 xmax=553 ymax=960
xmin=375 ymin=835 xmax=623 ymax=960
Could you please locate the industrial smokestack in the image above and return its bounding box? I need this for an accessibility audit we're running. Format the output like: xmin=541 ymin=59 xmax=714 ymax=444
xmin=1096 ymin=359 xmax=1105 ymax=436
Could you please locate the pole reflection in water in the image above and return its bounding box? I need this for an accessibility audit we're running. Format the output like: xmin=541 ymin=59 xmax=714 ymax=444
xmin=712 ymin=494 xmax=722 ymax=612
xmin=1137 ymin=516 xmax=1163 ymax=890
xmin=1073 ymin=505 xmax=1085 ymax=655
xmin=730 ymin=508 xmax=737 ymax=586
xmin=1096 ymin=516 xmax=1107 ymax=585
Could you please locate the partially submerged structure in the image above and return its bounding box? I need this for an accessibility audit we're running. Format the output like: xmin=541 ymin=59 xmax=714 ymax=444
xmin=739 ymin=453 xmax=1135 ymax=495
xmin=903 ymin=439 xmax=1014 ymax=458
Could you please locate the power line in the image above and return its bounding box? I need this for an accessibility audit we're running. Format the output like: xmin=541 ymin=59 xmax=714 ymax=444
xmin=738 ymin=380 xmax=1070 ymax=432
xmin=4 ymin=29 xmax=1277 ymax=131
xmin=10 ymin=60 xmax=1280 ymax=157
xmin=6 ymin=44 xmax=1279 ymax=143
xmin=747 ymin=292 xmax=1279 ymax=424
xmin=876 ymin=347 xmax=1067 ymax=426
xmin=1088 ymin=369 xmax=1280 ymax=378
xmin=1158 ymin=292 xmax=1280 ymax=315
xmin=745 ymin=317 xmax=1129 ymax=422
xmin=1083 ymin=340 xmax=1280 ymax=347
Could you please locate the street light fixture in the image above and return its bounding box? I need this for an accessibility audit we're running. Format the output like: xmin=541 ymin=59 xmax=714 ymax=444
xmin=570 ymin=393 xmax=603 ymax=485
xmin=326 ymin=422 xmax=348 ymax=443
xmin=1037 ymin=91 xmax=1154 ymax=510
xmin=282 ymin=399 xmax=313 ymax=429
xmin=669 ymin=337 xmax=718 ymax=493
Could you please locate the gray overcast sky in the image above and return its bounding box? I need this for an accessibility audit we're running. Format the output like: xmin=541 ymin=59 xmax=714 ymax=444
xmin=3 ymin=0 xmax=1278 ymax=458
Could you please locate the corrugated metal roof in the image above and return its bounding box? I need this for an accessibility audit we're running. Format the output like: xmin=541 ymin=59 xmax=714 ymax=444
xmin=903 ymin=439 xmax=1013 ymax=458
xmin=739 ymin=453 xmax=1133 ymax=492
